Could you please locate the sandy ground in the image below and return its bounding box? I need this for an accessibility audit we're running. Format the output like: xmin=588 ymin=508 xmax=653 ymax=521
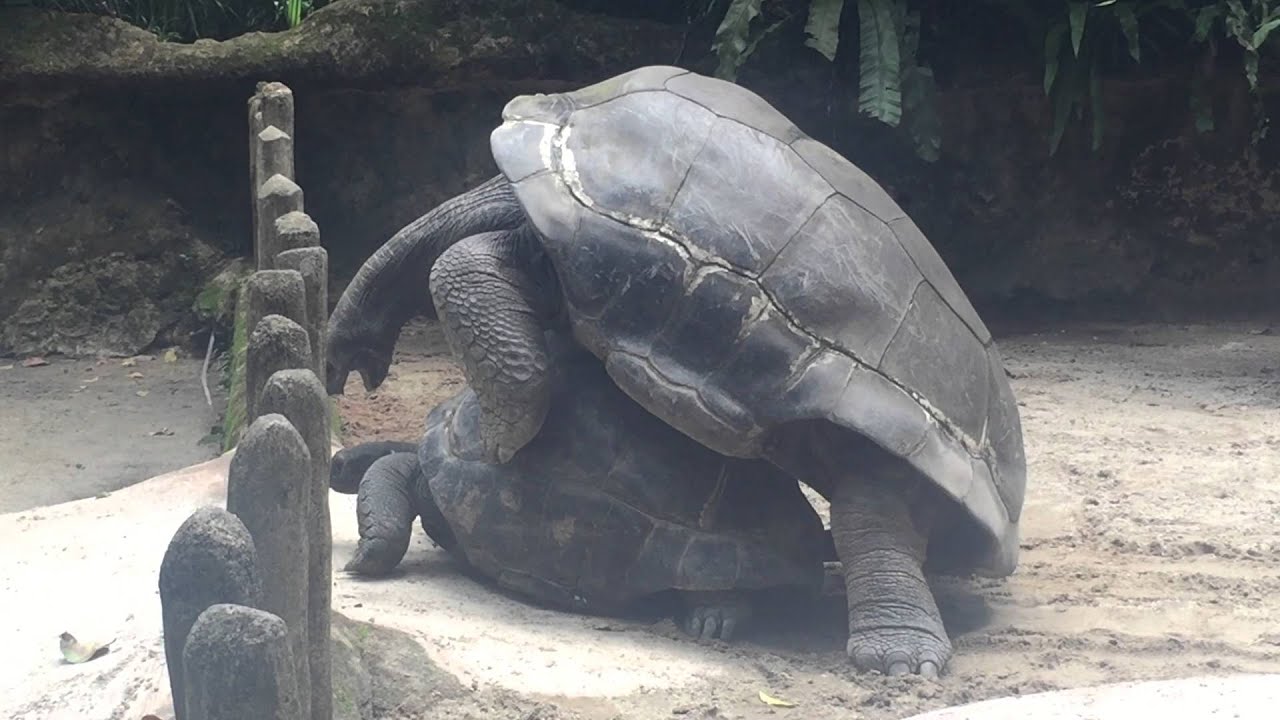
xmin=331 ymin=318 xmax=1280 ymax=718
xmin=1 ymin=317 xmax=1278 ymax=719
xmin=0 ymin=350 xmax=224 ymax=513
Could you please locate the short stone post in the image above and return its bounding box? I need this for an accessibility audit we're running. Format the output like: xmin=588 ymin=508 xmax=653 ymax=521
xmin=182 ymin=604 xmax=302 ymax=720
xmin=243 ymin=268 xmax=308 ymax=422
xmin=275 ymin=211 xmax=320 ymax=254
xmin=257 ymin=175 xmax=305 ymax=270
xmin=259 ymin=369 xmax=332 ymax=720
xmin=226 ymin=414 xmax=313 ymax=720
xmin=245 ymin=269 xmax=307 ymax=335
xmin=275 ymin=247 xmax=329 ymax=378
xmin=245 ymin=315 xmax=312 ymax=426
xmin=159 ymin=507 xmax=264 ymax=720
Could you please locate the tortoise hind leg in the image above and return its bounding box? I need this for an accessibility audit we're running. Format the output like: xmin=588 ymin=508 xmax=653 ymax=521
xmin=679 ymin=591 xmax=753 ymax=642
xmin=830 ymin=472 xmax=950 ymax=678
xmin=429 ymin=226 xmax=560 ymax=464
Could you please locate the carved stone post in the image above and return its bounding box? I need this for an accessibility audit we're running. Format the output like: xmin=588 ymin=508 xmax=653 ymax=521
xmin=159 ymin=507 xmax=264 ymax=720
xmin=258 ymin=369 xmax=332 ymax=720
xmin=183 ymin=604 xmax=302 ymax=720
xmin=275 ymin=247 xmax=328 ymax=378
xmin=249 ymin=82 xmax=296 ymax=269
xmin=257 ymin=175 xmax=304 ymax=270
xmin=225 ymin=414 xmax=313 ymax=720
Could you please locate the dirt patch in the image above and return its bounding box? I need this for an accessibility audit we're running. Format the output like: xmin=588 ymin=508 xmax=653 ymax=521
xmin=0 ymin=350 xmax=225 ymax=513
xmin=328 ymin=317 xmax=1280 ymax=719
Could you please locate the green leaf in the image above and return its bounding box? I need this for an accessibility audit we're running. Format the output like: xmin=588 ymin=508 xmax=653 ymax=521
xmin=712 ymin=0 xmax=764 ymax=80
xmin=1044 ymin=23 xmax=1067 ymax=95
xmin=855 ymin=0 xmax=903 ymax=126
xmin=1193 ymin=6 xmax=1222 ymax=42
xmin=1113 ymin=3 xmax=1141 ymax=62
xmin=1244 ymin=47 xmax=1260 ymax=89
xmin=1069 ymin=1 xmax=1089 ymax=57
xmin=902 ymin=65 xmax=942 ymax=162
xmin=1251 ymin=17 xmax=1280 ymax=49
xmin=804 ymin=0 xmax=846 ymax=61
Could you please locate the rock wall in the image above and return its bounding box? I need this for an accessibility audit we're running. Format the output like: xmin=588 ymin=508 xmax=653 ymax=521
xmin=1 ymin=0 xmax=1276 ymax=356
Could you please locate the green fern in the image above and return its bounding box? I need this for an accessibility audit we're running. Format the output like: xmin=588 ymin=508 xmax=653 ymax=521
xmin=855 ymin=0 xmax=903 ymax=126
xmin=713 ymin=0 xmax=765 ymax=80
xmin=804 ymin=0 xmax=846 ymax=61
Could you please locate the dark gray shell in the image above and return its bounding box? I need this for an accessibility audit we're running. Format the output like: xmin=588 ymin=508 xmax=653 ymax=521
xmin=489 ymin=66 xmax=1026 ymax=575
xmin=416 ymin=342 xmax=828 ymax=614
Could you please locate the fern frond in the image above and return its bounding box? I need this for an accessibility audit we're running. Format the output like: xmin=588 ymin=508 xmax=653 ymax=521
xmin=855 ymin=0 xmax=902 ymax=126
xmin=804 ymin=0 xmax=846 ymax=61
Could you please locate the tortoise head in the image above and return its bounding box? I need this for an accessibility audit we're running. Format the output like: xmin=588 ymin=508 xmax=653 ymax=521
xmin=324 ymin=317 xmax=396 ymax=396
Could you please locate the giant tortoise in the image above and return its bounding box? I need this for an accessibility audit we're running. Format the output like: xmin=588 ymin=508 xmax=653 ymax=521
xmin=332 ymin=337 xmax=831 ymax=640
xmin=326 ymin=65 xmax=1027 ymax=677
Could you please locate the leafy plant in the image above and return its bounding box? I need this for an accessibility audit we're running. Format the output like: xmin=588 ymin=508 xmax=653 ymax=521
xmin=16 ymin=0 xmax=328 ymax=41
xmin=712 ymin=0 xmax=942 ymax=161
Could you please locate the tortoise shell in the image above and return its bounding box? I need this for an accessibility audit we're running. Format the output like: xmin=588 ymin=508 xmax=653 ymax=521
xmin=417 ymin=343 xmax=829 ymax=613
xmin=488 ymin=66 xmax=1027 ymax=575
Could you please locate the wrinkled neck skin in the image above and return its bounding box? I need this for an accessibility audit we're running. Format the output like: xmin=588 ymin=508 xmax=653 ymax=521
xmin=331 ymin=174 xmax=527 ymax=348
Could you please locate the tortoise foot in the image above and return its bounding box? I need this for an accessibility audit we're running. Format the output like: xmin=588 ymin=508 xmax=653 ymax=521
xmin=680 ymin=593 xmax=753 ymax=642
xmin=846 ymin=626 xmax=951 ymax=678
xmin=343 ymin=540 xmax=400 ymax=577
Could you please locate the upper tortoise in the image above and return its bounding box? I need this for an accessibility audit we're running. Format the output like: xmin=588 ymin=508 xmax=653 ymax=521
xmin=326 ymin=65 xmax=1028 ymax=677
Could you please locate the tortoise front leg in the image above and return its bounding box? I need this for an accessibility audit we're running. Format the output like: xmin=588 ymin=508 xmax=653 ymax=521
xmin=429 ymin=228 xmax=559 ymax=464
xmin=345 ymin=452 xmax=421 ymax=576
xmin=830 ymin=473 xmax=951 ymax=677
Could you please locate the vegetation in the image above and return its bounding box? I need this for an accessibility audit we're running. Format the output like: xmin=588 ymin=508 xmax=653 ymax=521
xmin=3 ymin=0 xmax=1276 ymax=155
xmin=5 ymin=0 xmax=326 ymax=41
xmin=711 ymin=0 xmax=1280 ymax=157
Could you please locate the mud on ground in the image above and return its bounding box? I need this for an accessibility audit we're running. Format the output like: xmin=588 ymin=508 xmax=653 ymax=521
xmin=329 ymin=318 xmax=1280 ymax=720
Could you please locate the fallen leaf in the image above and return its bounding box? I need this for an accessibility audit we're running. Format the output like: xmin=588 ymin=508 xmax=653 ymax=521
xmin=128 ymin=371 xmax=144 ymax=379
xmin=83 ymin=376 xmax=99 ymax=383
xmin=22 ymin=357 xmax=49 ymax=367
xmin=163 ymin=348 xmax=178 ymax=362
xmin=758 ymin=690 xmax=796 ymax=708
xmin=150 ymin=427 xmax=174 ymax=437
xmin=121 ymin=358 xmax=137 ymax=367
xmin=59 ymin=632 xmax=114 ymax=664
xmin=136 ymin=390 xmax=150 ymax=397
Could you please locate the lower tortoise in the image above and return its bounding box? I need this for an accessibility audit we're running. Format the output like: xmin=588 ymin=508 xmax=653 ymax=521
xmin=332 ymin=338 xmax=831 ymax=641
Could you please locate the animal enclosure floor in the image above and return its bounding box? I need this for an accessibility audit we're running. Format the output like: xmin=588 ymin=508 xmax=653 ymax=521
xmin=329 ymin=317 xmax=1280 ymax=719
xmin=0 ymin=351 xmax=224 ymax=513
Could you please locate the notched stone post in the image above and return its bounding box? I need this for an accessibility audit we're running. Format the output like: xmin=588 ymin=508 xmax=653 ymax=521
xmin=275 ymin=246 xmax=328 ymax=378
xmin=226 ymin=413 xmax=313 ymax=720
xmin=182 ymin=603 xmax=302 ymax=720
xmin=159 ymin=507 xmax=264 ymax=720
xmin=259 ymin=369 xmax=332 ymax=720
xmin=257 ymin=175 xmax=305 ymax=270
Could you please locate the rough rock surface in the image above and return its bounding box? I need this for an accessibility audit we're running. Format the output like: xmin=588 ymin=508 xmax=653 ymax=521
xmin=0 ymin=192 xmax=224 ymax=357
xmin=0 ymin=0 xmax=681 ymax=87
